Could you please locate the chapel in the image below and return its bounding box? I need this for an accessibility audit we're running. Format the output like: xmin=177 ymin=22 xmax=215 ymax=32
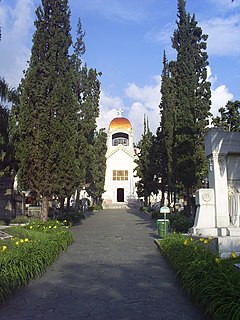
xmin=102 ymin=112 xmax=139 ymax=208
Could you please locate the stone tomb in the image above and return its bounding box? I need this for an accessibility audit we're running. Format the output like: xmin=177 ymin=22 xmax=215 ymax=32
xmin=190 ymin=128 xmax=240 ymax=258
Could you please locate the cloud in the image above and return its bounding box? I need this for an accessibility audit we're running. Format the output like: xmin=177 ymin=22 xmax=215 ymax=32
xmin=98 ymin=76 xmax=161 ymax=142
xmin=144 ymin=23 xmax=175 ymax=57
xmin=211 ymin=85 xmax=234 ymax=116
xmin=201 ymin=15 xmax=240 ymax=56
xmin=73 ymin=0 xmax=146 ymax=22
xmin=207 ymin=66 xmax=234 ymax=116
xmin=125 ymin=75 xmax=161 ymax=110
xmin=125 ymin=75 xmax=161 ymax=142
xmin=97 ymin=91 xmax=124 ymax=130
xmin=0 ymin=0 xmax=35 ymax=88
xmin=208 ymin=0 xmax=240 ymax=11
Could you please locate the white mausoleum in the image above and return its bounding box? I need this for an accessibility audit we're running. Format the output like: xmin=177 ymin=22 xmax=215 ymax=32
xmin=102 ymin=113 xmax=139 ymax=208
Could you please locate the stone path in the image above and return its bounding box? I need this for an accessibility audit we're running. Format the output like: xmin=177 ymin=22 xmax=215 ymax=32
xmin=0 ymin=208 xmax=206 ymax=320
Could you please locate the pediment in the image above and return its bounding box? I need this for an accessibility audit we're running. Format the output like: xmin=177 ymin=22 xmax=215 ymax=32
xmin=106 ymin=145 xmax=135 ymax=160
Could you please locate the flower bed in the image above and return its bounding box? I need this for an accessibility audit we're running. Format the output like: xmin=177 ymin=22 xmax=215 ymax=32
xmin=156 ymin=234 xmax=240 ymax=320
xmin=0 ymin=220 xmax=73 ymax=304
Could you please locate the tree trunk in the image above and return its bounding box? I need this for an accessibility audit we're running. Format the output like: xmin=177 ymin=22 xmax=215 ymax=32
xmin=75 ymin=188 xmax=80 ymax=212
xmin=66 ymin=196 xmax=71 ymax=210
xmin=41 ymin=196 xmax=49 ymax=221
xmin=59 ymin=197 xmax=64 ymax=215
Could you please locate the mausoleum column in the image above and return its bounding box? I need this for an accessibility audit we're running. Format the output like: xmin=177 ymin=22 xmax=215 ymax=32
xmin=208 ymin=152 xmax=229 ymax=227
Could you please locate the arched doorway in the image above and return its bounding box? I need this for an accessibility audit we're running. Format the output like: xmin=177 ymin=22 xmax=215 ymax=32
xmin=117 ymin=188 xmax=124 ymax=202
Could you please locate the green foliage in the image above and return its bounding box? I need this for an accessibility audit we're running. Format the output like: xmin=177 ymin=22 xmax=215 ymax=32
xmin=87 ymin=129 xmax=107 ymax=205
xmin=57 ymin=211 xmax=86 ymax=224
xmin=212 ymin=100 xmax=240 ymax=132
xmin=135 ymin=117 xmax=159 ymax=205
xmin=88 ymin=205 xmax=102 ymax=211
xmin=158 ymin=51 xmax=175 ymax=199
xmin=158 ymin=234 xmax=240 ymax=320
xmin=0 ymin=78 xmax=18 ymax=176
xmin=16 ymin=0 xmax=79 ymax=219
xmin=0 ymin=223 xmax=72 ymax=303
xmin=152 ymin=212 xmax=194 ymax=233
xmin=172 ymin=0 xmax=211 ymax=195
xmin=156 ymin=0 xmax=211 ymax=214
xmin=10 ymin=216 xmax=30 ymax=224
xmin=71 ymin=20 xmax=102 ymax=210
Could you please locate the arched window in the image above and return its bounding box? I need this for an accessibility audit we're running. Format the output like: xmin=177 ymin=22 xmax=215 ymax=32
xmin=112 ymin=132 xmax=129 ymax=146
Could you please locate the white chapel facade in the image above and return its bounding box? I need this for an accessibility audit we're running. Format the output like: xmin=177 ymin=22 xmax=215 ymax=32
xmin=102 ymin=112 xmax=139 ymax=208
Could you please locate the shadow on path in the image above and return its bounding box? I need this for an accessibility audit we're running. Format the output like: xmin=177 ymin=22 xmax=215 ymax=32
xmin=0 ymin=208 xmax=206 ymax=320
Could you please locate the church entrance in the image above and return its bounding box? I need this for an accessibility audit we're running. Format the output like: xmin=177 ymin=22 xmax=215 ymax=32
xmin=117 ymin=188 xmax=124 ymax=202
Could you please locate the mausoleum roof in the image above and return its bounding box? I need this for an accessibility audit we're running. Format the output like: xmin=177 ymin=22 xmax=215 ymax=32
xmin=109 ymin=117 xmax=132 ymax=130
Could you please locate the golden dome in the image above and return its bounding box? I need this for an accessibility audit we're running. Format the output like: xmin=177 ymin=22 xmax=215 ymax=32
xmin=109 ymin=117 xmax=132 ymax=130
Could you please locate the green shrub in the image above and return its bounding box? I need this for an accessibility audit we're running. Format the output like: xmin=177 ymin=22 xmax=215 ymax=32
xmin=0 ymin=222 xmax=73 ymax=304
xmin=169 ymin=213 xmax=194 ymax=233
xmin=88 ymin=205 xmax=102 ymax=211
xmin=0 ymin=220 xmax=6 ymax=226
xmin=157 ymin=234 xmax=240 ymax=320
xmin=57 ymin=211 xmax=84 ymax=223
xmin=152 ymin=212 xmax=194 ymax=233
xmin=10 ymin=216 xmax=30 ymax=224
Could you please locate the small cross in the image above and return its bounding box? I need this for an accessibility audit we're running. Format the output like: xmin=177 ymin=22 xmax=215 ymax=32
xmin=117 ymin=108 xmax=123 ymax=117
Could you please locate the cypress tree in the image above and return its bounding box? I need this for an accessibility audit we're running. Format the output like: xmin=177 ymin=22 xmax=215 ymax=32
xmin=171 ymin=0 xmax=211 ymax=214
xmin=16 ymin=0 xmax=78 ymax=219
xmin=158 ymin=51 xmax=176 ymax=204
xmin=87 ymin=129 xmax=107 ymax=206
xmin=135 ymin=116 xmax=157 ymax=206
xmin=72 ymin=20 xmax=101 ymax=209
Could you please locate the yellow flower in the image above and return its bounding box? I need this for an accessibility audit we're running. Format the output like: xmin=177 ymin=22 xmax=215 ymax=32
xmin=199 ymin=238 xmax=204 ymax=242
xmin=63 ymin=220 xmax=67 ymax=223
xmin=20 ymin=239 xmax=24 ymax=243
xmin=65 ymin=226 xmax=69 ymax=229
xmin=48 ymin=226 xmax=52 ymax=229
xmin=53 ymin=226 xmax=57 ymax=229
xmin=29 ymin=226 xmax=33 ymax=230
xmin=203 ymin=239 xmax=209 ymax=244
xmin=1 ymin=246 xmax=7 ymax=252
xmin=184 ymin=239 xmax=188 ymax=246
xmin=215 ymin=257 xmax=221 ymax=264
xmin=15 ymin=241 xmax=19 ymax=245
xmin=24 ymin=238 xmax=29 ymax=242
xmin=230 ymin=251 xmax=237 ymax=259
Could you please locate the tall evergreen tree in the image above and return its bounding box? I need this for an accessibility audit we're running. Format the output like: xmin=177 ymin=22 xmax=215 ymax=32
xmin=171 ymin=0 xmax=211 ymax=214
xmin=135 ymin=117 xmax=157 ymax=206
xmin=72 ymin=19 xmax=101 ymax=210
xmin=16 ymin=0 xmax=78 ymax=219
xmin=158 ymin=51 xmax=176 ymax=204
xmin=87 ymin=129 xmax=107 ymax=206
xmin=212 ymin=100 xmax=240 ymax=132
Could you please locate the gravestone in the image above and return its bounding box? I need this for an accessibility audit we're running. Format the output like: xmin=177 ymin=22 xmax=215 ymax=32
xmin=0 ymin=176 xmax=24 ymax=221
xmin=190 ymin=128 xmax=240 ymax=258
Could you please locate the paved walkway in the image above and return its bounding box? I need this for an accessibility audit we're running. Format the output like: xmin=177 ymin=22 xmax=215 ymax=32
xmin=0 ymin=208 xmax=206 ymax=320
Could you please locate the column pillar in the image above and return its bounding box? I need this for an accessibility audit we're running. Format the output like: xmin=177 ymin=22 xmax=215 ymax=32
xmin=208 ymin=152 xmax=229 ymax=228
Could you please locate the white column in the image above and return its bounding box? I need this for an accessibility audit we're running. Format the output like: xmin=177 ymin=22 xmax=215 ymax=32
xmin=208 ymin=153 xmax=229 ymax=227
